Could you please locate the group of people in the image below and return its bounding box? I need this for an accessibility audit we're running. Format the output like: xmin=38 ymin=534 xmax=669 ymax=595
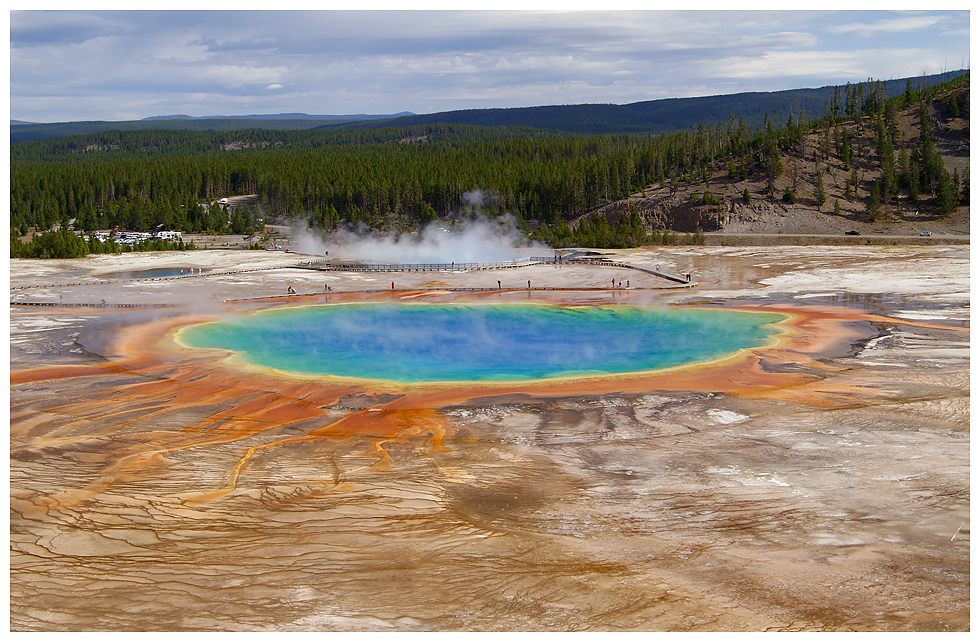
xmin=285 ymin=269 xmax=690 ymax=296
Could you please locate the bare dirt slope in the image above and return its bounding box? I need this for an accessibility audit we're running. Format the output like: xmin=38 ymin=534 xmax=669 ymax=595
xmin=591 ymin=85 xmax=969 ymax=239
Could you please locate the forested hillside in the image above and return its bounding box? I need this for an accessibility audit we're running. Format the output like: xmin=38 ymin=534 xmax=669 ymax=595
xmin=9 ymin=112 xmax=414 ymax=144
xmin=9 ymin=72 xmax=969 ymax=255
xmin=547 ymin=74 xmax=970 ymax=246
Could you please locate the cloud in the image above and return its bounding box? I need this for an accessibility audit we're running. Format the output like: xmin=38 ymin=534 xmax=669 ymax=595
xmin=709 ymin=50 xmax=867 ymax=81
xmin=200 ymin=64 xmax=289 ymax=88
xmin=10 ymin=10 xmax=127 ymax=46
xmin=9 ymin=9 xmax=971 ymax=122
xmin=827 ymin=15 xmax=944 ymax=37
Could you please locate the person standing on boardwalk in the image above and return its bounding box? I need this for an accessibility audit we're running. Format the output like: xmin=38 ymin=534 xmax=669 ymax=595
xmin=498 ymin=280 xmax=502 ymax=290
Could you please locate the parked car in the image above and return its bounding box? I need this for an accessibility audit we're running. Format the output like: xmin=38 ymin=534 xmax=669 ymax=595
xmin=845 ymin=230 xmax=860 ymax=236
xmin=920 ymin=231 xmax=933 ymax=236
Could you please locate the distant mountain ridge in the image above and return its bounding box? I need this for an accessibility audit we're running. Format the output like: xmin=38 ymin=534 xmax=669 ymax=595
xmin=141 ymin=112 xmax=413 ymax=121
xmin=319 ymin=71 xmax=968 ymax=135
xmin=9 ymin=114 xmax=414 ymax=143
xmin=10 ymin=70 xmax=967 ymax=143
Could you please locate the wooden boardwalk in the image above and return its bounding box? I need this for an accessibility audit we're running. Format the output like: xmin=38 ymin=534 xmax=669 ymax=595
xmin=295 ymin=256 xmax=695 ymax=285
xmin=10 ymin=255 xmax=697 ymax=307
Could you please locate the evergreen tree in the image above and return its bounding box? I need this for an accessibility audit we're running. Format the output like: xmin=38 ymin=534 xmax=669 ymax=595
xmin=880 ymin=140 xmax=898 ymax=207
xmin=866 ymin=182 xmax=881 ymax=221
xmin=763 ymin=123 xmax=782 ymax=200
xmin=903 ymin=79 xmax=915 ymax=107
xmin=937 ymin=169 xmax=958 ymax=215
xmin=898 ymin=146 xmax=910 ymax=181
xmin=948 ymin=93 xmax=960 ymax=119
xmin=884 ymin=100 xmax=899 ymax=145
xmin=907 ymin=159 xmax=920 ymax=202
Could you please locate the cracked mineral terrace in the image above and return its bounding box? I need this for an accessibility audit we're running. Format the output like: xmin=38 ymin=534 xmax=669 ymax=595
xmin=9 ymin=245 xmax=970 ymax=631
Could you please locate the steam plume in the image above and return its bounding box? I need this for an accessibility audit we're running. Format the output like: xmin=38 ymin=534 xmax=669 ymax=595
xmin=292 ymin=201 xmax=550 ymax=264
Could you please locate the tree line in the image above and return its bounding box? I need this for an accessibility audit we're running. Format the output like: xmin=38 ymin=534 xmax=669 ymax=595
xmin=10 ymin=125 xmax=743 ymax=235
xmin=10 ymin=72 xmax=969 ymax=255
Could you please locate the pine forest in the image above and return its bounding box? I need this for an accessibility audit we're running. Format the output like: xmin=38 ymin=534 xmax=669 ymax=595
xmin=9 ymin=73 xmax=969 ymax=258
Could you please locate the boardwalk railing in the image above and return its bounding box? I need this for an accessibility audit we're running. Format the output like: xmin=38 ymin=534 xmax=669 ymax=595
xmin=296 ymin=256 xmax=693 ymax=284
xmin=9 ymin=265 xmax=293 ymax=291
xmin=566 ymin=259 xmax=692 ymax=284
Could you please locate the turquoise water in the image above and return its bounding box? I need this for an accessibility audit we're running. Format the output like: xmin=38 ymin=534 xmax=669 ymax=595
xmin=179 ymin=304 xmax=787 ymax=383
xmin=110 ymin=267 xmax=209 ymax=279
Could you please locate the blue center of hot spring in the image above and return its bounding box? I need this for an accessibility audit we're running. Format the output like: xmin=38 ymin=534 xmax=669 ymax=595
xmin=179 ymin=304 xmax=786 ymax=383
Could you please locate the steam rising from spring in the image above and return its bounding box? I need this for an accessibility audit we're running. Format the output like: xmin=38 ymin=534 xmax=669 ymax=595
xmin=292 ymin=191 xmax=550 ymax=263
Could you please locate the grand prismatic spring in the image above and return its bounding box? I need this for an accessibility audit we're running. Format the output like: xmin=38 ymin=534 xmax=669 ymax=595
xmin=9 ymin=245 xmax=970 ymax=631
xmin=178 ymin=304 xmax=788 ymax=383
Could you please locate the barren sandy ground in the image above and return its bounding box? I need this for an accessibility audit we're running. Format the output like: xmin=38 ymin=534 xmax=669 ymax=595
xmin=9 ymin=244 xmax=970 ymax=631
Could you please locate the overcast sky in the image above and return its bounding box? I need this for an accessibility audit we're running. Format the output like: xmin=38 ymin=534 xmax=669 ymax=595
xmin=8 ymin=7 xmax=972 ymax=123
